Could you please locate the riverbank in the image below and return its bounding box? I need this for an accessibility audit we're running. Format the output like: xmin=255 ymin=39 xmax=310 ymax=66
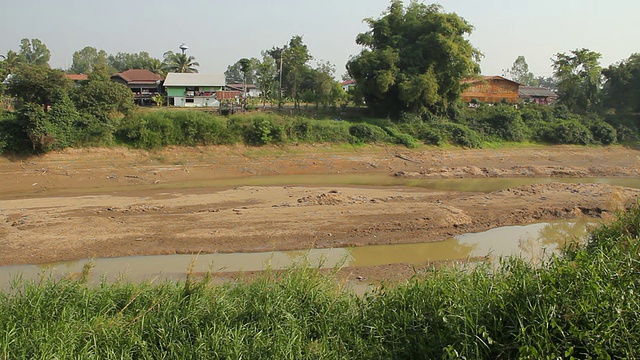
xmin=0 ymin=145 xmax=639 ymax=281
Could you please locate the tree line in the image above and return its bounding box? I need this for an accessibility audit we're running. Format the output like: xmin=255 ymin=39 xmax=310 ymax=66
xmin=1 ymin=0 xmax=639 ymax=154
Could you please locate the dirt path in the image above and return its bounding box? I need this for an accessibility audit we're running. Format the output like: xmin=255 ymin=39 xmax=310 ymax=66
xmin=1 ymin=145 xmax=639 ymax=281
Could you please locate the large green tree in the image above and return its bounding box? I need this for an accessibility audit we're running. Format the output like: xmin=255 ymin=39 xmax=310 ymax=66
xmin=255 ymin=52 xmax=277 ymax=106
xmin=283 ymin=36 xmax=313 ymax=109
xmin=69 ymin=46 xmax=108 ymax=74
xmin=71 ymin=78 xmax=133 ymax=122
xmin=163 ymin=51 xmax=199 ymax=73
xmin=503 ymin=56 xmax=538 ymax=86
xmin=5 ymin=65 xmax=71 ymax=110
xmin=18 ymin=38 xmax=51 ymax=66
xmin=225 ymin=58 xmax=259 ymax=84
xmin=347 ymin=1 xmax=481 ymax=118
xmin=602 ymin=53 xmax=640 ymax=114
xmin=552 ymin=48 xmax=602 ymax=113
xmin=107 ymin=52 xmax=159 ymax=72
xmin=0 ymin=50 xmax=22 ymax=76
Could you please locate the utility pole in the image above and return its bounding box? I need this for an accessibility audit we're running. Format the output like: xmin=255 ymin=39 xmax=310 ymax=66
xmin=278 ymin=55 xmax=283 ymax=108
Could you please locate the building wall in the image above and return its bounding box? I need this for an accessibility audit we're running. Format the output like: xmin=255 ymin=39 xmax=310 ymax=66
xmin=167 ymin=87 xmax=186 ymax=97
xmin=172 ymin=96 xmax=220 ymax=107
xmin=461 ymin=79 xmax=519 ymax=103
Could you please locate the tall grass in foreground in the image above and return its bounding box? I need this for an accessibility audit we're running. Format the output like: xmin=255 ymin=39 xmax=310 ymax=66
xmin=1 ymin=204 xmax=639 ymax=359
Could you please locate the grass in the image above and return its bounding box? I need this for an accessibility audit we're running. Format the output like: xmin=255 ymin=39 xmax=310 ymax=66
xmin=1 ymin=202 xmax=639 ymax=358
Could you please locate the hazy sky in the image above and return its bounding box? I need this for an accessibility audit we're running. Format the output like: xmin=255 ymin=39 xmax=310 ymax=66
xmin=2 ymin=0 xmax=639 ymax=79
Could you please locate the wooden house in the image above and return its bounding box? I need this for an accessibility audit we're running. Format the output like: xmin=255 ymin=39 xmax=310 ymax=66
xmin=110 ymin=69 xmax=162 ymax=106
xmin=461 ymin=76 xmax=520 ymax=104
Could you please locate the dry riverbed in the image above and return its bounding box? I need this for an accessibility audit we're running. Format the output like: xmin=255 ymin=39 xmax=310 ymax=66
xmin=1 ymin=144 xmax=639 ymax=282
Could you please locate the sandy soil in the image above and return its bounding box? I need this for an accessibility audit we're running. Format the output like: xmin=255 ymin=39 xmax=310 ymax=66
xmin=1 ymin=144 xmax=639 ymax=281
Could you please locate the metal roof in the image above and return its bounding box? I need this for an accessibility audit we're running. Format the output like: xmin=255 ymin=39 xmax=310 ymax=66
xmin=519 ymin=86 xmax=557 ymax=97
xmin=163 ymin=73 xmax=226 ymax=87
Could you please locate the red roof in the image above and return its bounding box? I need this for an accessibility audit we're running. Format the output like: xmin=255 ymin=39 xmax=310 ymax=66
xmin=111 ymin=69 xmax=162 ymax=84
xmin=65 ymin=74 xmax=89 ymax=81
xmin=341 ymin=79 xmax=356 ymax=86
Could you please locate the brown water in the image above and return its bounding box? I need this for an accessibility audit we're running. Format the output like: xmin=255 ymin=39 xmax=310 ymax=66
xmin=129 ymin=175 xmax=640 ymax=193
xmin=0 ymin=220 xmax=594 ymax=289
xmin=22 ymin=174 xmax=640 ymax=199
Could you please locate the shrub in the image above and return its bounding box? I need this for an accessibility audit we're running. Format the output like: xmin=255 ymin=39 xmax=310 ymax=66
xmin=469 ymin=104 xmax=529 ymax=142
xmin=438 ymin=122 xmax=483 ymax=148
xmin=544 ymin=119 xmax=594 ymax=145
xmin=348 ymin=123 xmax=390 ymax=143
xmin=246 ymin=116 xmax=285 ymax=145
xmin=0 ymin=112 xmax=30 ymax=153
xmin=589 ymin=121 xmax=617 ymax=145
xmin=383 ymin=126 xmax=420 ymax=148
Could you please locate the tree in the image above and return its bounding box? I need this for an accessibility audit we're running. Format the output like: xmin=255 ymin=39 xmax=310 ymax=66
xmin=552 ymin=48 xmax=602 ymax=113
xmin=107 ymin=52 xmax=159 ymax=72
xmin=0 ymin=50 xmax=22 ymax=75
xmin=225 ymin=58 xmax=259 ymax=84
xmin=18 ymin=38 xmax=51 ymax=66
xmin=535 ymin=76 xmax=558 ymax=92
xmin=69 ymin=46 xmax=108 ymax=74
xmin=71 ymin=78 xmax=134 ymax=122
xmin=307 ymin=61 xmax=338 ymax=108
xmin=347 ymin=1 xmax=481 ymax=118
xmin=5 ymin=65 xmax=72 ymax=110
xmin=283 ymin=35 xmax=313 ymax=109
xmin=146 ymin=58 xmax=166 ymax=78
xmin=163 ymin=51 xmax=199 ymax=73
xmin=602 ymin=53 xmax=640 ymax=114
xmin=503 ymin=56 xmax=538 ymax=86
xmin=255 ymin=52 xmax=277 ymax=106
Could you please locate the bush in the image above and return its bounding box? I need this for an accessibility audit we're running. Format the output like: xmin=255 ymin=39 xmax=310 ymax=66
xmin=589 ymin=120 xmax=617 ymax=145
xmin=468 ymin=104 xmax=529 ymax=142
xmin=245 ymin=116 xmax=285 ymax=145
xmin=437 ymin=122 xmax=483 ymax=148
xmin=544 ymin=119 xmax=594 ymax=145
xmin=0 ymin=112 xmax=30 ymax=153
xmin=348 ymin=123 xmax=391 ymax=143
xmin=117 ymin=111 xmax=231 ymax=149
xmin=383 ymin=126 xmax=420 ymax=148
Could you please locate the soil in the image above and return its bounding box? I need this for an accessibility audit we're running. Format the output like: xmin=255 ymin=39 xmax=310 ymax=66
xmin=1 ymin=144 xmax=639 ymax=283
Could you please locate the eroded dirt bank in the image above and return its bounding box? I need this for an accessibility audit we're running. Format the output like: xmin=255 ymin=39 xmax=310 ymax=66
xmin=0 ymin=145 xmax=639 ymax=277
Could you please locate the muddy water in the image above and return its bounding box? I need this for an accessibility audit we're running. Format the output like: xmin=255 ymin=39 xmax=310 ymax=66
xmin=173 ymin=175 xmax=640 ymax=193
xmin=0 ymin=220 xmax=594 ymax=289
xmin=20 ymin=174 xmax=640 ymax=199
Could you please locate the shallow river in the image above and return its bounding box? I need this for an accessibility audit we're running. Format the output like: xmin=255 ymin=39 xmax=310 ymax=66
xmin=0 ymin=219 xmax=594 ymax=290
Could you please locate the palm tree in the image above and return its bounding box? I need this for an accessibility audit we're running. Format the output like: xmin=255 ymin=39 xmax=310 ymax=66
xmin=163 ymin=51 xmax=199 ymax=73
xmin=1 ymin=50 xmax=23 ymax=72
xmin=146 ymin=58 xmax=166 ymax=78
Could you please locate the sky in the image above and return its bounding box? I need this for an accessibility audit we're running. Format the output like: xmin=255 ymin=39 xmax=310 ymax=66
xmin=2 ymin=0 xmax=639 ymax=79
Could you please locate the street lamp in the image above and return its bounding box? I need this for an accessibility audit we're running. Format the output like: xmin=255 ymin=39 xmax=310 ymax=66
xmin=179 ymin=43 xmax=189 ymax=54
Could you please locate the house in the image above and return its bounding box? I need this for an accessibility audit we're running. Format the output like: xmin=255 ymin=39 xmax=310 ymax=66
xmin=518 ymin=86 xmax=558 ymax=105
xmin=461 ymin=76 xmax=520 ymax=104
xmin=110 ymin=69 xmax=162 ymax=106
xmin=225 ymin=83 xmax=261 ymax=98
xmin=341 ymin=79 xmax=356 ymax=92
xmin=64 ymin=74 xmax=89 ymax=84
xmin=163 ymin=73 xmax=225 ymax=107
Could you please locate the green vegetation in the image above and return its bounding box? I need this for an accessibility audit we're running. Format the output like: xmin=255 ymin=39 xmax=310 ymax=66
xmin=1 ymin=103 xmax=635 ymax=154
xmin=2 ymin=2 xmax=640 ymax=154
xmin=347 ymin=1 xmax=481 ymax=118
xmin=1 ymin=203 xmax=639 ymax=358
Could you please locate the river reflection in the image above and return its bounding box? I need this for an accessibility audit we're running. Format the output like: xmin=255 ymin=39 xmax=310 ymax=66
xmin=0 ymin=220 xmax=595 ymax=289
